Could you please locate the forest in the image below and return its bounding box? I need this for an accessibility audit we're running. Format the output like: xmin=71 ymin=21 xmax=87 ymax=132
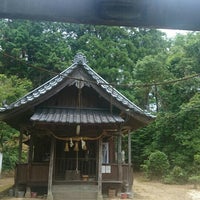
xmin=0 ymin=19 xmax=200 ymax=183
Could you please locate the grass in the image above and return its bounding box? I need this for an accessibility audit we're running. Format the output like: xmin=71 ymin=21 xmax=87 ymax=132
xmin=0 ymin=174 xmax=14 ymax=197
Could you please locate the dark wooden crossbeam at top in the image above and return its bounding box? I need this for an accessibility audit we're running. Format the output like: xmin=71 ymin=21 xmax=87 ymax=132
xmin=0 ymin=0 xmax=200 ymax=31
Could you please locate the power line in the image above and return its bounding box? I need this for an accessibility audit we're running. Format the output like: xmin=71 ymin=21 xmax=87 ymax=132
xmin=0 ymin=50 xmax=199 ymax=89
xmin=0 ymin=51 xmax=59 ymax=76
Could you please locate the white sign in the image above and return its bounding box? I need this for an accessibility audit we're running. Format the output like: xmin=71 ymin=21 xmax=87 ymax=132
xmin=102 ymin=165 xmax=111 ymax=174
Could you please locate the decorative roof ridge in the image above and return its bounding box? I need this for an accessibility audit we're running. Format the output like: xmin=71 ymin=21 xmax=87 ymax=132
xmin=73 ymin=52 xmax=87 ymax=65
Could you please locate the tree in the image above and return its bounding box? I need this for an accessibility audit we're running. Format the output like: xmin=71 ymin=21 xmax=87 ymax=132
xmin=162 ymin=33 xmax=200 ymax=112
xmin=0 ymin=20 xmax=72 ymax=86
xmin=0 ymin=74 xmax=32 ymax=170
xmin=142 ymin=150 xmax=170 ymax=179
xmin=140 ymin=92 xmax=200 ymax=172
xmin=0 ymin=74 xmax=32 ymax=105
xmin=133 ymin=54 xmax=171 ymax=111
xmin=0 ymin=19 xmax=169 ymax=103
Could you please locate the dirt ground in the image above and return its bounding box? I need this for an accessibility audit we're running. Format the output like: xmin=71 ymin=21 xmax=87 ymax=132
xmin=1 ymin=173 xmax=200 ymax=200
xmin=133 ymin=173 xmax=200 ymax=200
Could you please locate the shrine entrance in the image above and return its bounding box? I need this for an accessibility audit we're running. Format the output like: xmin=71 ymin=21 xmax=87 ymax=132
xmin=55 ymin=139 xmax=97 ymax=181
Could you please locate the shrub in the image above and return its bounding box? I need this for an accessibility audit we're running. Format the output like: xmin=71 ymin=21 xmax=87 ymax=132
xmin=141 ymin=151 xmax=170 ymax=179
xmin=188 ymin=176 xmax=200 ymax=189
xmin=164 ymin=166 xmax=188 ymax=184
xmin=163 ymin=174 xmax=175 ymax=184
xmin=193 ymin=154 xmax=200 ymax=174
xmin=166 ymin=166 xmax=188 ymax=184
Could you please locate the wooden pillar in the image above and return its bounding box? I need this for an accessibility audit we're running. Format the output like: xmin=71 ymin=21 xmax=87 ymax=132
xmin=118 ymin=134 xmax=122 ymax=181
xmin=25 ymin=133 xmax=33 ymax=198
xmin=18 ymin=130 xmax=23 ymax=164
xmin=128 ymin=130 xmax=131 ymax=165
xmin=47 ymin=137 xmax=55 ymax=200
xmin=97 ymin=138 xmax=103 ymax=200
xmin=28 ymin=134 xmax=33 ymax=163
xmin=118 ymin=134 xmax=122 ymax=163
xmin=128 ymin=130 xmax=132 ymax=191
xmin=27 ymin=134 xmax=33 ymax=185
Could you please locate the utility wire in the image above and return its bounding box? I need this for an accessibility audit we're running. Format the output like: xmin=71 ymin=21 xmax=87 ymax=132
xmin=0 ymin=51 xmax=59 ymax=76
xmin=0 ymin=50 xmax=200 ymax=89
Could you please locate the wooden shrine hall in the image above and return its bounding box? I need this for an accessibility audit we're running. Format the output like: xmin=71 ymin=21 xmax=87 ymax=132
xmin=0 ymin=53 xmax=153 ymax=199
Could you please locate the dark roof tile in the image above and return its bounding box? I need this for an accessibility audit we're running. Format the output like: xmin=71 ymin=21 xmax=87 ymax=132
xmin=31 ymin=108 xmax=124 ymax=124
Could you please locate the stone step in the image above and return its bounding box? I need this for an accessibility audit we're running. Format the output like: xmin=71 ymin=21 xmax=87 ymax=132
xmin=52 ymin=184 xmax=98 ymax=200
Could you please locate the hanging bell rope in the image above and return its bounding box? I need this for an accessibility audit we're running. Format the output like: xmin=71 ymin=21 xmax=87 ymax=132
xmin=76 ymin=125 xmax=80 ymax=135
xmin=64 ymin=142 xmax=69 ymax=152
xmin=81 ymin=138 xmax=87 ymax=150
xmin=74 ymin=142 xmax=79 ymax=152
xmin=70 ymin=138 xmax=74 ymax=147
xmin=49 ymin=131 xmax=106 ymax=141
xmin=74 ymin=142 xmax=79 ymax=172
xmin=76 ymin=151 xmax=79 ymax=173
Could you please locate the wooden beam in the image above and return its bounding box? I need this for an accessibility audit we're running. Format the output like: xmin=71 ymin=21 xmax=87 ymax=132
xmin=47 ymin=137 xmax=55 ymax=200
xmin=0 ymin=0 xmax=200 ymax=30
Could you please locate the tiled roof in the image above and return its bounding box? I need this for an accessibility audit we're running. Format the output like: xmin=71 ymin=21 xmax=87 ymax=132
xmin=0 ymin=53 xmax=153 ymax=119
xmin=30 ymin=107 xmax=124 ymax=124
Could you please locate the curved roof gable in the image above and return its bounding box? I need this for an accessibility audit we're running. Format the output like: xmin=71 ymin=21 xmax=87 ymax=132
xmin=0 ymin=53 xmax=153 ymax=122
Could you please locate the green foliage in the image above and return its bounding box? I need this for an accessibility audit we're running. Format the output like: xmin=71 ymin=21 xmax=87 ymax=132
xmin=136 ymin=92 xmax=200 ymax=180
xmin=188 ymin=176 xmax=200 ymax=189
xmin=164 ymin=166 xmax=188 ymax=184
xmin=0 ymin=20 xmax=72 ymax=86
xmin=0 ymin=122 xmax=20 ymax=171
xmin=133 ymin=54 xmax=171 ymax=110
xmin=0 ymin=74 xmax=31 ymax=171
xmin=0 ymin=19 xmax=169 ymax=90
xmin=131 ymin=123 xmax=156 ymax=170
xmin=193 ymin=154 xmax=200 ymax=174
xmin=141 ymin=151 xmax=170 ymax=179
xmin=163 ymin=33 xmax=200 ymax=112
xmin=0 ymin=74 xmax=32 ymax=105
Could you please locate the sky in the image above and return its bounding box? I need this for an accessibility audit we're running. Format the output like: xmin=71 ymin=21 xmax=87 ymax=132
xmin=159 ymin=29 xmax=191 ymax=38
